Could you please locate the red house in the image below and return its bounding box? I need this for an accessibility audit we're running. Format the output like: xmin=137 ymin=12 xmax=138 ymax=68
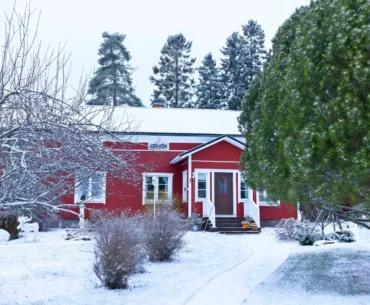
xmin=66 ymin=102 xmax=297 ymax=230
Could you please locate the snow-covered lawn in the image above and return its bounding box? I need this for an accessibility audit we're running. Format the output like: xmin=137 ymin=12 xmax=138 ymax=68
xmin=243 ymin=227 xmax=370 ymax=305
xmin=0 ymin=227 xmax=369 ymax=305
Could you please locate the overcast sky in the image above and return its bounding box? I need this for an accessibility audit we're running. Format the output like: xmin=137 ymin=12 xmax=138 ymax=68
xmin=1 ymin=0 xmax=310 ymax=106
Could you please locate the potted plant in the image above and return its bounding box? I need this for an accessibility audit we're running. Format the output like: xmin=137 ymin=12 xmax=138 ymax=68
xmin=190 ymin=214 xmax=203 ymax=231
xmin=241 ymin=216 xmax=255 ymax=230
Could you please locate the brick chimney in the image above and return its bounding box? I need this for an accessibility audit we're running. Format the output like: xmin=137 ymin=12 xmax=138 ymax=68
xmin=151 ymin=98 xmax=166 ymax=108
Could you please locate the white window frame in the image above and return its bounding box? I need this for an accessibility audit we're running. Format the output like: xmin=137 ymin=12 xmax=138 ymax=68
xmin=257 ymin=190 xmax=280 ymax=206
xmin=142 ymin=173 xmax=173 ymax=205
xmin=195 ymin=170 xmax=210 ymax=202
xmin=182 ymin=170 xmax=188 ymax=203
xmin=238 ymin=173 xmax=249 ymax=202
xmin=74 ymin=172 xmax=106 ymax=204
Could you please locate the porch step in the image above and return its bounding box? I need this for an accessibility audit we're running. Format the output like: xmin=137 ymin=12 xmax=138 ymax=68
xmin=206 ymin=217 xmax=261 ymax=234
xmin=215 ymin=217 xmax=244 ymax=228
xmin=208 ymin=227 xmax=260 ymax=233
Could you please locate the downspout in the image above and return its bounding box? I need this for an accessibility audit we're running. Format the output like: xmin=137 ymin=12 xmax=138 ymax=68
xmin=188 ymin=155 xmax=192 ymax=218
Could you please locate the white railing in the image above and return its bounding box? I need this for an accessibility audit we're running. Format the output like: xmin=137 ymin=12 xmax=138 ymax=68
xmin=202 ymin=198 xmax=216 ymax=228
xmin=244 ymin=197 xmax=260 ymax=228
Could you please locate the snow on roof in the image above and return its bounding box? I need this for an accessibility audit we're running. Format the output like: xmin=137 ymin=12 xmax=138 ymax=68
xmin=86 ymin=106 xmax=242 ymax=135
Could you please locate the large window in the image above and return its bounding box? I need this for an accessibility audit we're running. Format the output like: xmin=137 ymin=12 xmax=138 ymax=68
xmin=143 ymin=173 xmax=173 ymax=204
xmin=75 ymin=173 xmax=106 ymax=203
xmin=239 ymin=175 xmax=248 ymax=201
xmin=258 ymin=190 xmax=280 ymax=206
xmin=196 ymin=172 xmax=208 ymax=200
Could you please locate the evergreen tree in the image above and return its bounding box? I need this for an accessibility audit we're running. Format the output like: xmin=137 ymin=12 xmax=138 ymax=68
xmin=239 ymin=0 xmax=370 ymax=221
xmin=221 ymin=32 xmax=243 ymax=110
xmin=240 ymin=20 xmax=266 ymax=93
xmin=195 ymin=53 xmax=225 ymax=109
xmin=221 ymin=20 xmax=265 ymax=110
xmin=150 ymin=34 xmax=196 ymax=108
xmin=87 ymin=32 xmax=142 ymax=106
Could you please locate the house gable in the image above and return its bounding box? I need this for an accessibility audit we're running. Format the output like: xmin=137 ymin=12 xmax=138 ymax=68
xmin=192 ymin=140 xmax=243 ymax=162
xmin=170 ymin=136 xmax=245 ymax=164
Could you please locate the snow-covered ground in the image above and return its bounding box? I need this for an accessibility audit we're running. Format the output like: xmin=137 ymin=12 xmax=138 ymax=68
xmin=0 ymin=227 xmax=369 ymax=305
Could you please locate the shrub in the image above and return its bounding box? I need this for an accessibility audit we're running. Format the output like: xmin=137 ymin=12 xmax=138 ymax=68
xmin=296 ymin=222 xmax=320 ymax=246
xmin=336 ymin=230 xmax=355 ymax=243
xmin=275 ymin=218 xmax=301 ymax=241
xmin=93 ymin=213 xmax=145 ymax=289
xmin=276 ymin=218 xmax=324 ymax=246
xmin=0 ymin=211 xmax=19 ymax=239
xmin=143 ymin=208 xmax=188 ymax=262
xmin=326 ymin=230 xmax=355 ymax=243
xmin=32 ymin=211 xmax=61 ymax=231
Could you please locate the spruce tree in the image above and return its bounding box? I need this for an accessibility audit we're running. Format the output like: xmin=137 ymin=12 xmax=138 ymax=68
xmin=221 ymin=32 xmax=243 ymax=110
xmin=195 ymin=53 xmax=225 ymax=109
xmin=240 ymin=20 xmax=266 ymax=93
xmin=150 ymin=34 xmax=196 ymax=108
xmin=221 ymin=20 xmax=265 ymax=110
xmin=87 ymin=32 xmax=142 ymax=106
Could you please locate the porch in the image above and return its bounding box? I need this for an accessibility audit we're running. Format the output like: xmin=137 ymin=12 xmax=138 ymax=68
xmin=170 ymin=136 xmax=261 ymax=231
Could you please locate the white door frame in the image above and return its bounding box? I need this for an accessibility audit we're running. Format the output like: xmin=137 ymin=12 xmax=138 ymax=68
xmin=211 ymin=169 xmax=237 ymax=217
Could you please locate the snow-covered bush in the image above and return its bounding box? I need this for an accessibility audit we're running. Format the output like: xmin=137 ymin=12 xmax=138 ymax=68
xmin=93 ymin=214 xmax=145 ymax=289
xmin=336 ymin=230 xmax=355 ymax=243
xmin=276 ymin=218 xmax=323 ymax=246
xmin=275 ymin=218 xmax=301 ymax=241
xmin=143 ymin=208 xmax=188 ymax=262
xmin=296 ymin=222 xmax=320 ymax=246
xmin=0 ymin=211 xmax=19 ymax=239
xmin=32 ymin=211 xmax=60 ymax=231
xmin=0 ymin=229 xmax=10 ymax=242
xmin=18 ymin=217 xmax=39 ymax=242
xmin=326 ymin=230 xmax=355 ymax=243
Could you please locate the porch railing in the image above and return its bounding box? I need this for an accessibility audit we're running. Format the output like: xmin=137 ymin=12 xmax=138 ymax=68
xmin=202 ymin=198 xmax=216 ymax=228
xmin=244 ymin=197 xmax=260 ymax=228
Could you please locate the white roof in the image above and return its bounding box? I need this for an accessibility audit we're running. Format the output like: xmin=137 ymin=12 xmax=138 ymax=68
xmin=85 ymin=106 xmax=242 ymax=135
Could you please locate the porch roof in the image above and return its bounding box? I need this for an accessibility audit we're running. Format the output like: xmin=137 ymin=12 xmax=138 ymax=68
xmin=170 ymin=135 xmax=245 ymax=164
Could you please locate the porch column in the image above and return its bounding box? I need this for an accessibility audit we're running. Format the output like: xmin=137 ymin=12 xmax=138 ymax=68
xmin=187 ymin=155 xmax=192 ymax=218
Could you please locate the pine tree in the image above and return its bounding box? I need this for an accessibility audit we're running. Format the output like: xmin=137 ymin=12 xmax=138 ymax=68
xmin=87 ymin=32 xmax=142 ymax=106
xmin=195 ymin=53 xmax=225 ymax=109
xmin=150 ymin=34 xmax=196 ymax=108
xmin=221 ymin=20 xmax=265 ymax=110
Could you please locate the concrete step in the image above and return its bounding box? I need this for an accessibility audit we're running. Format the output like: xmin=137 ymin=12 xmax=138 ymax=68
xmin=218 ymin=230 xmax=260 ymax=234
xmin=208 ymin=227 xmax=260 ymax=233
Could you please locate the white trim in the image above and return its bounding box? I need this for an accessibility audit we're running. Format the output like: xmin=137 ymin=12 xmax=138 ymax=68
xmin=101 ymin=134 xmax=245 ymax=144
xmin=188 ymin=155 xmax=192 ymax=218
xmin=194 ymin=170 xmax=211 ymax=202
xmin=74 ymin=172 xmax=106 ymax=204
xmin=142 ymin=172 xmax=173 ymax=205
xmin=182 ymin=170 xmax=188 ymax=203
xmin=210 ymin=169 xmax=238 ymax=217
xmin=192 ymin=160 xmax=240 ymax=163
xmin=170 ymin=136 xmax=245 ymax=164
xmin=238 ymin=172 xmax=250 ymax=203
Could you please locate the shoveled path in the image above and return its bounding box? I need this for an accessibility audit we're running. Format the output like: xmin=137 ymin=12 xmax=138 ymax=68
xmin=184 ymin=229 xmax=297 ymax=305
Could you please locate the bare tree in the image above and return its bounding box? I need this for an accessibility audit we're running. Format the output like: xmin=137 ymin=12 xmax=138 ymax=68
xmin=0 ymin=4 xmax=137 ymax=216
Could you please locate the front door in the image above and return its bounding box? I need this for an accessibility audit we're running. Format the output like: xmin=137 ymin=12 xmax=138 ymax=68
xmin=214 ymin=172 xmax=233 ymax=215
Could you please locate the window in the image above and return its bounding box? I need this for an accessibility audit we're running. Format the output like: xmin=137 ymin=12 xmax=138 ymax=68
xmin=196 ymin=172 xmax=208 ymax=200
xmin=75 ymin=173 xmax=106 ymax=203
xmin=258 ymin=190 xmax=280 ymax=206
xmin=239 ymin=176 xmax=248 ymax=201
xmin=143 ymin=173 xmax=173 ymax=204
